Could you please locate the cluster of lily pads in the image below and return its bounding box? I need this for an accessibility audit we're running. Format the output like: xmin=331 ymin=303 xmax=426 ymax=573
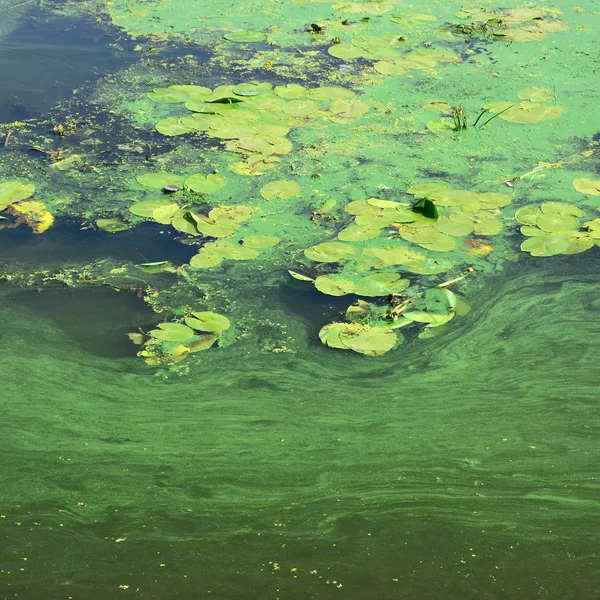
xmin=328 ymin=36 xmax=461 ymax=77
xmin=426 ymin=87 xmax=564 ymax=134
xmin=318 ymin=285 xmax=468 ymax=356
xmin=147 ymin=82 xmax=369 ymax=176
xmin=515 ymin=178 xmax=600 ymax=257
xmin=286 ymin=183 xmax=511 ymax=355
xmin=131 ymin=311 xmax=232 ymax=365
xmin=438 ymin=6 xmax=568 ymax=43
xmin=127 ymin=172 xmax=284 ymax=270
xmin=0 ymin=180 xmax=53 ymax=234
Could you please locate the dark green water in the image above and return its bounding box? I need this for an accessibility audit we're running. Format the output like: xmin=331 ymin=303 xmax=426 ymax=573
xmin=1 ymin=2 xmax=600 ymax=599
xmin=2 ymin=252 xmax=600 ymax=599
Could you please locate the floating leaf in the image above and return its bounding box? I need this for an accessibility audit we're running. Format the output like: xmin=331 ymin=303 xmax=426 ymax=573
xmin=314 ymin=275 xmax=356 ymax=296
xmin=242 ymin=235 xmax=280 ymax=248
xmin=328 ymin=43 xmax=364 ymax=60
xmin=150 ymin=322 xmax=195 ymax=342
xmin=274 ymin=84 xmax=307 ymax=99
xmin=482 ymin=102 xmax=564 ymax=124
xmin=282 ymin=99 xmax=319 ymax=118
xmin=398 ymin=226 xmax=456 ymax=252
xmin=338 ymin=225 xmax=380 ymax=242
xmin=408 ymin=182 xmax=448 ymax=198
xmin=185 ymin=311 xmax=231 ymax=332
xmin=7 ymin=200 xmax=53 ymax=234
xmin=129 ymin=199 xmax=175 ymax=218
xmin=190 ymin=251 xmax=223 ymax=269
xmin=434 ymin=213 xmax=473 ymax=236
xmin=288 ymin=270 xmax=314 ymax=282
xmin=188 ymin=334 xmax=218 ymax=352
xmin=96 ymin=218 xmax=131 ymax=232
xmin=373 ymin=61 xmax=409 ymax=76
xmin=319 ymin=323 xmax=351 ymax=350
xmin=304 ymin=241 xmax=356 ymax=263
xmin=515 ymin=205 xmax=541 ymax=225
xmin=517 ymin=87 xmax=556 ymax=102
xmin=477 ymin=192 xmax=512 ymax=209
xmin=155 ymin=117 xmax=193 ymax=136
xmin=137 ymin=173 xmax=184 ymax=189
xmin=471 ymin=211 xmax=502 ymax=236
xmin=147 ymin=87 xmax=190 ymax=103
xmin=391 ymin=12 xmax=437 ymax=25
xmin=136 ymin=261 xmax=173 ymax=274
xmin=0 ymin=180 xmax=35 ymax=206
xmin=536 ymin=212 xmax=578 ymax=233
xmin=260 ymin=180 xmax=300 ymax=201
xmin=363 ymin=245 xmax=426 ymax=266
xmin=339 ymin=324 xmax=397 ymax=356
xmin=170 ymin=345 xmax=191 ymax=362
xmin=427 ymin=118 xmax=456 ymax=134
xmin=223 ymin=30 xmax=267 ymax=42
xmin=152 ymin=203 xmax=179 ymax=224
xmin=419 ymin=99 xmax=452 ymax=113
xmin=354 ymin=273 xmax=408 ymax=297
xmin=520 ymin=234 xmax=571 ymax=257
xmin=185 ymin=173 xmax=226 ymax=194
xmin=573 ymin=178 xmax=600 ymax=196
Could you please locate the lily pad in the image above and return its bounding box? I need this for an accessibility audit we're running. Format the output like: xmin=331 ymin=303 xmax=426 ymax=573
xmin=355 ymin=273 xmax=408 ymax=297
xmin=373 ymin=61 xmax=409 ymax=76
xmin=517 ymin=87 xmax=556 ymax=102
xmin=96 ymin=218 xmax=131 ymax=232
xmin=573 ymin=178 xmax=600 ymax=196
xmin=147 ymin=87 xmax=190 ymax=103
xmin=274 ymin=84 xmax=307 ymax=99
xmin=304 ymin=241 xmax=356 ymax=263
xmin=391 ymin=12 xmax=437 ymax=25
xmin=137 ymin=173 xmax=184 ymax=189
xmin=520 ymin=234 xmax=571 ymax=257
xmin=314 ymin=275 xmax=356 ymax=296
xmin=190 ymin=251 xmax=224 ymax=269
xmin=223 ymin=30 xmax=267 ymax=42
xmin=185 ymin=173 xmax=226 ymax=194
xmin=241 ymin=235 xmax=280 ymax=248
xmin=282 ymin=99 xmax=319 ymax=118
xmin=288 ymin=270 xmax=314 ymax=282
xmin=482 ymin=102 xmax=565 ymax=124
xmin=338 ymin=225 xmax=380 ymax=242
xmin=260 ymin=180 xmax=300 ymax=200
xmin=188 ymin=335 xmax=218 ymax=352
xmin=363 ymin=245 xmax=425 ymax=266
xmin=328 ymin=43 xmax=364 ymax=60
xmin=0 ymin=180 xmax=35 ymax=205
xmin=339 ymin=324 xmax=397 ymax=356
xmin=155 ymin=117 xmax=194 ymax=136
xmin=471 ymin=211 xmax=503 ymax=236
xmin=515 ymin=205 xmax=541 ymax=225
xmin=150 ymin=322 xmax=195 ymax=342
xmin=129 ymin=199 xmax=177 ymax=218
xmin=434 ymin=213 xmax=473 ymax=237
xmin=185 ymin=311 xmax=231 ymax=332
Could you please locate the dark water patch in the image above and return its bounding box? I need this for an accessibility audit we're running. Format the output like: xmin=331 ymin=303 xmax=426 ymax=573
xmin=0 ymin=219 xmax=197 ymax=268
xmin=10 ymin=284 xmax=158 ymax=358
xmin=0 ymin=14 xmax=138 ymax=123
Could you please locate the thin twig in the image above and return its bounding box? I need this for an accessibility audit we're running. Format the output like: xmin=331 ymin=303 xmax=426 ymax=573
xmin=3 ymin=132 xmax=11 ymax=147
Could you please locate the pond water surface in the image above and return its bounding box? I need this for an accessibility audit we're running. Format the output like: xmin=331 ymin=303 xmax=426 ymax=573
xmin=1 ymin=1 xmax=599 ymax=599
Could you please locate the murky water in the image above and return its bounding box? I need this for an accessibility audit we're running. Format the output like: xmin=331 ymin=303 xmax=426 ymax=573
xmin=1 ymin=1 xmax=599 ymax=599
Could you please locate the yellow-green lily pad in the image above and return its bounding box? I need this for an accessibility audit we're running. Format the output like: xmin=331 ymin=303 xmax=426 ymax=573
xmin=185 ymin=311 xmax=231 ymax=332
xmin=304 ymin=241 xmax=356 ymax=263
